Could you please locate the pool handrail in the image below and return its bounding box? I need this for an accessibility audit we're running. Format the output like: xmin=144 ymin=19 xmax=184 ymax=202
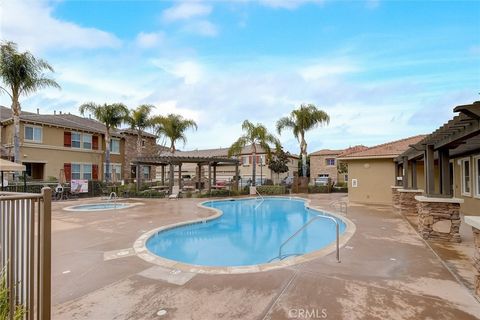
xmin=277 ymin=213 xmax=340 ymax=263
xmin=109 ymin=192 xmax=118 ymax=208
xmin=330 ymin=200 xmax=348 ymax=215
xmin=254 ymin=188 xmax=265 ymax=210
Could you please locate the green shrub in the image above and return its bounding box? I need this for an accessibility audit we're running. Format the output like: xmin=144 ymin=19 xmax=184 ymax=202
xmin=335 ymin=182 xmax=347 ymax=188
xmin=256 ymin=185 xmax=286 ymax=195
xmin=136 ymin=189 xmax=165 ymax=198
xmin=332 ymin=187 xmax=348 ymax=193
xmin=308 ymin=185 xmax=330 ymax=193
xmin=0 ymin=266 xmax=26 ymax=320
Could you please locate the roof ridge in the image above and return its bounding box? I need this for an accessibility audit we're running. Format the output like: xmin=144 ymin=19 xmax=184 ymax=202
xmin=364 ymin=134 xmax=427 ymax=150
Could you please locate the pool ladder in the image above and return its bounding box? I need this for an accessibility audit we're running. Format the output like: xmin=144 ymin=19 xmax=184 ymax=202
xmin=330 ymin=200 xmax=348 ymax=215
xmin=255 ymin=188 xmax=264 ymax=210
xmin=270 ymin=213 xmax=340 ymax=263
xmin=109 ymin=192 xmax=118 ymax=209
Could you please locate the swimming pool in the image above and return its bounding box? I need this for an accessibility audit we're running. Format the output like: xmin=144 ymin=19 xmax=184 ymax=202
xmin=144 ymin=197 xmax=348 ymax=268
xmin=63 ymin=202 xmax=134 ymax=211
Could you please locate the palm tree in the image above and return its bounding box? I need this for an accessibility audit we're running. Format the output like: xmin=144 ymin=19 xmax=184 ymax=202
xmin=126 ymin=104 xmax=155 ymax=154
xmin=277 ymin=103 xmax=330 ymax=177
xmin=153 ymin=114 xmax=197 ymax=153
xmin=79 ymin=102 xmax=128 ymax=183
xmin=0 ymin=41 xmax=60 ymax=165
xmin=228 ymin=120 xmax=280 ymax=186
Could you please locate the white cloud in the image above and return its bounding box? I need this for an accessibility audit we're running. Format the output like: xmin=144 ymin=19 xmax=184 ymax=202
xmin=258 ymin=0 xmax=324 ymax=10
xmin=161 ymin=2 xmax=212 ymax=23
xmin=182 ymin=20 xmax=219 ymax=37
xmin=1 ymin=0 xmax=121 ymax=52
xmin=135 ymin=31 xmax=165 ymax=48
xmin=152 ymin=59 xmax=204 ymax=85
xmin=299 ymin=61 xmax=360 ymax=81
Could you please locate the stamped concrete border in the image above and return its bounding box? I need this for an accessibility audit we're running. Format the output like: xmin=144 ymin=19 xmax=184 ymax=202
xmin=63 ymin=202 xmax=144 ymax=212
xmin=133 ymin=196 xmax=356 ymax=274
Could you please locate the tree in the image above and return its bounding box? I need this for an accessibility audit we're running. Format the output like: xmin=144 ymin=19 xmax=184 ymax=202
xmin=0 ymin=41 xmax=60 ymax=166
xmin=79 ymin=102 xmax=128 ymax=183
xmin=268 ymin=147 xmax=290 ymax=183
xmin=228 ymin=120 xmax=280 ymax=186
xmin=153 ymin=114 xmax=197 ymax=153
xmin=126 ymin=104 xmax=155 ymax=154
xmin=277 ymin=103 xmax=330 ymax=177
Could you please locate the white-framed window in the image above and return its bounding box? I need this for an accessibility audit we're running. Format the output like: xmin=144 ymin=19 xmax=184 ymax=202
xmin=326 ymin=158 xmax=335 ymax=166
xmin=242 ymin=156 xmax=250 ymax=166
xmin=143 ymin=166 xmax=150 ymax=179
xmin=104 ymin=163 xmax=122 ymax=181
xmin=71 ymin=132 xmax=81 ymax=148
xmin=110 ymin=139 xmax=120 ymax=154
xmin=461 ymin=158 xmax=471 ymax=196
xmin=83 ymin=164 xmax=92 ymax=180
xmin=24 ymin=125 xmax=42 ymax=143
xmin=259 ymin=155 xmax=266 ymax=165
xmin=474 ymin=155 xmax=480 ymax=198
xmin=83 ymin=134 xmax=92 ymax=149
xmin=71 ymin=164 xmax=81 ymax=180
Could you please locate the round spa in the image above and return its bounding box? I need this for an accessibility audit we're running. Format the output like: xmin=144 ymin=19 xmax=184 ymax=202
xmin=64 ymin=202 xmax=134 ymax=212
xmin=143 ymin=197 xmax=350 ymax=270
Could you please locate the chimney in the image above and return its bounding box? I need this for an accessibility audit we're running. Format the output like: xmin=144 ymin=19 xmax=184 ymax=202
xmin=54 ymin=110 xmax=56 ymax=115
xmin=36 ymin=108 xmax=39 ymax=114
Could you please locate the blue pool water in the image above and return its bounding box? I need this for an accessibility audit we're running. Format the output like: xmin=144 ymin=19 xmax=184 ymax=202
xmin=146 ymin=197 xmax=346 ymax=267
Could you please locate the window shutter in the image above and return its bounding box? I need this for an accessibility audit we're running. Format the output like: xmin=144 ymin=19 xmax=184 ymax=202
xmin=92 ymin=164 xmax=98 ymax=180
xmin=64 ymin=132 xmax=71 ymax=147
xmin=249 ymin=156 xmax=252 ymax=164
xmin=92 ymin=136 xmax=99 ymax=150
xmin=64 ymin=163 xmax=71 ymax=181
xmin=256 ymin=155 xmax=261 ymax=164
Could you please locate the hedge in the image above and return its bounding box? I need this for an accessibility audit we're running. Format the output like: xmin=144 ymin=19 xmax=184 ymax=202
xmin=256 ymin=185 xmax=286 ymax=195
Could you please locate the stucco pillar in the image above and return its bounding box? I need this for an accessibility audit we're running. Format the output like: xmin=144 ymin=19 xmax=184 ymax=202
xmin=169 ymin=163 xmax=174 ymax=194
xmin=439 ymin=148 xmax=451 ymax=196
xmin=208 ymin=163 xmax=212 ymax=193
xmin=424 ymin=144 xmax=435 ymax=196
xmin=161 ymin=165 xmax=165 ymax=185
xmin=178 ymin=163 xmax=182 ymax=189
xmin=402 ymin=156 xmax=409 ymax=189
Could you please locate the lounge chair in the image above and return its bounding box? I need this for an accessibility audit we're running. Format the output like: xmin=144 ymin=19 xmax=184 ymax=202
xmin=169 ymin=186 xmax=180 ymax=200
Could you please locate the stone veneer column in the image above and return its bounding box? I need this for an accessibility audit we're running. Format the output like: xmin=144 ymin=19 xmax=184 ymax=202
xmin=391 ymin=186 xmax=402 ymax=213
xmin=415 ymin=195 xmax=464 ymax=243
xmin=398 ymin=189 xmax=423 ymax=216
xmin=464 ymin=217 xmax=480 ymax=299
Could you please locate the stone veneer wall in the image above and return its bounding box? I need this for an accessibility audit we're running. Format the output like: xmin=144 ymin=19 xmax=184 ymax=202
xmin=472 ymin=227 xmax=480 ymax=298
xmin=398 ymin=189 xmax=423 ymax=216
xmin=416 ymin=199 xmax=461 ymax=243
xmin=391 ymin=186 xmax=401 ymax=213
xmin=123 ymin=134 xmax=157 ymax=180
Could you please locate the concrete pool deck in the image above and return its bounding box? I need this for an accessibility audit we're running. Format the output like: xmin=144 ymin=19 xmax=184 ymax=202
xmin=51 ymin=194 xmax=480 ymax=319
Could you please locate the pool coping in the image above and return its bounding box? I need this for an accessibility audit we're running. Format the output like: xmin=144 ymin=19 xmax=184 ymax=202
xmin=63 ymin=202 xmax=144 ymax=212
xmin=133 ymin=196 xmax=356 ymax=274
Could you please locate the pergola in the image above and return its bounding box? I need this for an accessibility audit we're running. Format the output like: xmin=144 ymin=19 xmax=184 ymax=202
xmin=132 ymin=155 xmax=240 ymax=193
xmin=396 ymin=101 xmax=480 ymax=196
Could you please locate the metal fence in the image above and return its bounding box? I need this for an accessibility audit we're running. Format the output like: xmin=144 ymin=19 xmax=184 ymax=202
xmin=0 ymin=187 xmax=51 ymax=320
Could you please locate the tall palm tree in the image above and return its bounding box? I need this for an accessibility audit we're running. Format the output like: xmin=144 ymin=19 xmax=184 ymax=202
xmin=277 ymin=103 xmax=330 ymax=177
xmin=153 ymin=114 xmax=197 ymax=153
xmin=79 ymin=102 xmax=128 ymax=183
xmin=228 ymin=120 xmax=280 ymax=186
xmin=0 ymin=41 xmax=60 ymax=165
xmin=126 ymin=104 xmax=155 ymax=154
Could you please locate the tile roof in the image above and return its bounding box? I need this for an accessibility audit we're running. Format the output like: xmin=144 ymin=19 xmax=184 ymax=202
xmin=159 ymin=144 xmax=299 ymax=158
xmin=339 ymin=135 xmax=427 ymax=159
xmin=310 ymin=149 xmax=345 ymax=156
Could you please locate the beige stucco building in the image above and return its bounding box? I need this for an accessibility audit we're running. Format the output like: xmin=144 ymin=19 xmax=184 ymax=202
xmin=0 ymin=106 xmax=157 ymax=182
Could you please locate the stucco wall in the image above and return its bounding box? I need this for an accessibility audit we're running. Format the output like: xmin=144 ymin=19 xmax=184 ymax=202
xmin=347 ymin=158 xmax=396 ymax=205
xmin=452 ymin=154 xmax=480 ymax=216
xmin=310 ymin=154 xmax=340 ymax=184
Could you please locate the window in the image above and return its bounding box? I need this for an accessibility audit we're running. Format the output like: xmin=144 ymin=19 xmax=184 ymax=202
xmin=242 ymin=156 xmax=250 ymax=166
xmin=83 ymin=164 xmax=92 ymax=180
xmin=142 ymin=139 xmax=146 ymax=147
xmin=475 ymin=156 xmax=480 ymax=198
xmin=83 ymin=134 xmax=92 ymax=149
xmin=71 ymin=164 xmax=81 ymax=180
xmin=326 ymin=158 xmax=335 ymax=166
xmin=461 ymin=158 xmax=471 ymax=196
xmin=143 ymin=166 xmax=150 ymax=179
xmin=71 ymin=132 xmax=81 ymax=148
xmin=345 ymin=174 xmax=349 ymax=182
xmin=104 ymin=163 xmax=122 ymax=181
xmin=110 ymin=139 xmax=120 ymax=154
xmin=24 ymin=126 xmax=42 ymax=142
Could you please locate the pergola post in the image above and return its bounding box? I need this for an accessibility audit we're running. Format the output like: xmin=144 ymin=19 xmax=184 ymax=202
xmin=394 ymin=162 xmax=401 ymax=186
xmin=402 ymin=156 xmax=409 ymax=189
xmin=213 ymin=163 xmax=217 ymax=187
xmin=411 ymin=160 xmax=418 ymax=190
xmin=235 ymin=162 xmax=239 ymax=191
xmin=136 ymin=163 xmax=141 ymax=192
xmin=208 ymin=162 xmax=212 ymax=193
xmin=424 ymin=144 xmax=435 ymax=196
xmin=439 ymin=148 xmax=451 ymax=196
xmin=197 ymin=164 xmax=202 ymax=191
xmin=169 ymin=163 xmax=174 ymax=194
xmin=178 ymin=163 xmax=182 ymax=189
xmin=161 ymin=165 xmax=165 ymax=185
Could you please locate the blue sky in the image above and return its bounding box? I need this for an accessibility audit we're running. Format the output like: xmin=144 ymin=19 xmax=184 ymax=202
xmin=1 ymin=0 xmax=479 ymax=153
